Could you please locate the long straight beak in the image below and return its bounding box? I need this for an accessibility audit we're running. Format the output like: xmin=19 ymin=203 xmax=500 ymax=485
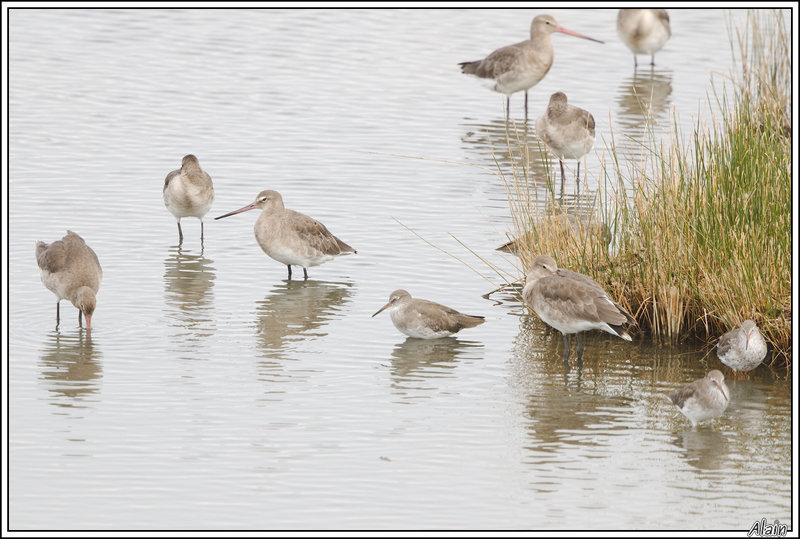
xmin=745 ymin=332 xmax=751 ymax=350
xmin=215 ymin=202 xmax=258 ymax=220
xmin=714 ymin=381 xmax=729 ymax=402
xmin=555 ymin=26 xmax=604 ymax=44
xmin=372 ymin=302 xmax=392 ymax=317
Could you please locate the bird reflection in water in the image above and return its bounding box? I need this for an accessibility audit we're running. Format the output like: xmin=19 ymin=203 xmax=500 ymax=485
xmin=388 ymin=337 xmax=484 ymax=400
xmin=512 ymin=314 xmax=593 ymax=387
xmin=615 ymin=68 xmax=673 ymax=153
xmin=725 ymin=378 xmax=769 ymax=437
xmin=671 ymin=428 xmax=729 ymax=471
xmin=39 ymin=330 xmax=102 ymax=407
xmin=461 ymin=118 xmax=555 ymax=185
xmin=162 ymin=245 xmax=216 ymax=345
xmin=510 ymin=315 xmax=636 ymax=461
xmin=254 ymin=279 xmax=353 ymax=361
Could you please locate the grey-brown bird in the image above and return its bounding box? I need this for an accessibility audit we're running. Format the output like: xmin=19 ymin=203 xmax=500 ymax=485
xmin=459 ymin=14 xmax=603 ymax=120
xmin=36 ymin=230 xmax=103 ymax=330
xmin=522 ymin=254 xmax=635 ymax=361
xmin=616 ymin=9 xmax=671 ymax=67
xmin=535 ymin=92 xmax=595 ymax=188
xmin=372 ymin=290 xmax=485 ymax=339
xmin=669 ymin=370 xmax=730 ymax=428
xmin=163 ymin=154 xmax=215 ymax=244
xmin=717 ymin=320 xmax=768 ymax=377
xmin=215 ymin=190 xmax=356 ymax=280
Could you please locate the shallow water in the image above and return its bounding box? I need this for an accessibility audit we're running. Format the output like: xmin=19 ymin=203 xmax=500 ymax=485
xmin=7 ymin=8 xmax=793 ymax=531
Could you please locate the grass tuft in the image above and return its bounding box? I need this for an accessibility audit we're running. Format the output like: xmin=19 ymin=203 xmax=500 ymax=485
xmin=501 ymin=10 xmax=791 ymax=363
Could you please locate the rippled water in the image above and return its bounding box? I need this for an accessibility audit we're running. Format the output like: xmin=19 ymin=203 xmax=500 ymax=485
xmin=7 ymin=8 xmax=793 ymax=531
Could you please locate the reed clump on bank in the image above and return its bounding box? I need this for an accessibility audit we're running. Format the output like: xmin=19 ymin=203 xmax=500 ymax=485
xmin=502 ymin=10 xmax=791 ymax=363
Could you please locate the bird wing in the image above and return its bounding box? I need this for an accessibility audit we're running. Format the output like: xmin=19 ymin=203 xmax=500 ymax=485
xmin=537 ymin=275 xmax=631 ymax=327
xmin=472 ymin=41 xmax=529 ymax=79
xmin=163 ymin=168 xmax=180 ymax=192
xmin=585 ymin=112 xmax=596 ymax=136
xmin=557 ymin=268 xmax=601 ymax=288
xmin=36 ymin=239 xmax=67 ymax=274
xmin=557 ymin=268 xmax=634 ymax=324
xmin=669 ymin=382 xmax=697 ymax=407
xmin=65 ymin=231 xmax=103 ymax=279
xmin=289 ymin=211 xmax=355 ymax=256
xmin=536 ymin=277 xmax=602 ymax=323
xmin=412 ymin=299 xmax=484 ymax=333
xmin=716 ymin=327 xmax=737 ymax=358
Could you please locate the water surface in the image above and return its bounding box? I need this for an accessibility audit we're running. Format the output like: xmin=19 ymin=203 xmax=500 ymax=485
xmin=7 ymin=8 xmax=793 ymax=531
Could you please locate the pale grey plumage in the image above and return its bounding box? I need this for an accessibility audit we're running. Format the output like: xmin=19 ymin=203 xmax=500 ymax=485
xmin=215 ymin=190 xmax=355 ymax=280
xmin=669 ymin=370 xmax=730 ymax=428
xmin=163 ymin=154 xmax=215 ymax=243
xmin=535 ymin=92 xmax=595 ymax=188
xmin=617 ymin=9 xmax=671 ymax=67
xmin=459 ymin=14 xmax=603 ymax=119
xmin=717 ymin=320 xmax=767 ymax=374
xmin=522 ymin=254 xmax=634 ymax=361
xmin=372 ymin=289 xmax=485 ymax=339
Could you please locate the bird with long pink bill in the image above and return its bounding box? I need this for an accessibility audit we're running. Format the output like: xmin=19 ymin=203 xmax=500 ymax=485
xmin=36 ymin=230 xmax=102 ymax=331
xmin=459 ymin=14 xmax=603 ymax=120
xmin=214 ymin=190 xmax=356 ymax=280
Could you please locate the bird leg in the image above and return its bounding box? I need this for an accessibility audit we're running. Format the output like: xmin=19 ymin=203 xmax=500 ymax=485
xmin=287 ymin=265 xmax=292 ymax=280
xmin=505 ymin=96 xmax=510 ymax=120
xmin=559 ymin=160 xmax=566 ymax=193
xmin=303 ymin=267 xmax=309 ymax=280
xmin=650 ymin=54 xmax=655 ymax=66
xmin=576 ymin=333 xmax=585 ymax=360
xmin=201 ymin=220 xmax=205 ymax=242
xmin=524 ymin=91 xmax=529 ymax=122
xmin=78 ymin=310 xmax=83 ymax=328
xmin=56 ymin=301 xmax=60 ymax=328
xmin=562 ymin=333 xmax=571 ymax=363
xmin=177 ymin=221 xmax=184 ymax=244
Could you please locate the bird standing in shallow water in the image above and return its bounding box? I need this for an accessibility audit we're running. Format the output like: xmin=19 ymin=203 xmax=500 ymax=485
xmin=372 ymin=289 xmax=485 ymax=339
xmin=616 ymin=9 xmax=671 ymax=67
xmin=163 ymin=154 xmax=215 ymax=244
xmin=522 ymin=254 xmax=635 ymax=363
xmin=716 ymin=320 xmax=767 ymax=378
xmin=535 ymin=91 xmax=595 ymax=192
xmin=669 ymin=370 xmax=730 ymax=428
xmin=36 ymin=230 xmax=102 ymax=331
xmin=459 ymin=14 xmax=603 ymax=121
xmin=215 ymin=190 xmax=356 ymax=280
